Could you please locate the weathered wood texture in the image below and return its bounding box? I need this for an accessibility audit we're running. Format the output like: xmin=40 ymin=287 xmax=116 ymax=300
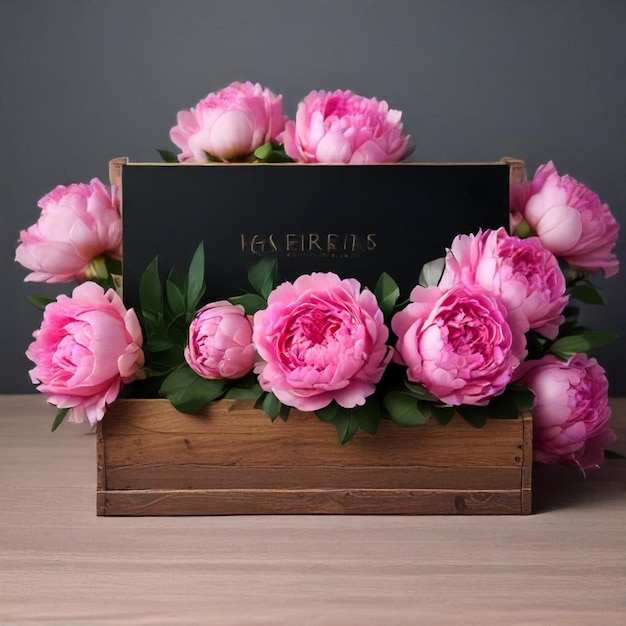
xmin=97 ymin=399 xmax=532 ymax=516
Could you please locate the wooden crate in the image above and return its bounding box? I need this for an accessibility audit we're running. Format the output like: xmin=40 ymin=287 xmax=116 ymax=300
xmin=97 ymin=399 xmax=532 ymax=516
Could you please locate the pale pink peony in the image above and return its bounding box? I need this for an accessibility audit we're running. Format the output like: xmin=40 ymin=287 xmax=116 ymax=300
xmin=184 ymin=301 xmax=256 ymax=380
xmin=26 ymin=282 xmax=144 ymax=425
xmin=511 ymin=161 xmax=619 ymax=277
xmin=439 ymin=228 xmax=569 ymax=339
xmin=252 ymin=272 xmax=392 ymax=411
xmin=392 ymin=284 xmax=527 ymax=406
xmin=15 ymin=179 xmax=121 ymax=283
xmin=283 ymin=89 xmax=411 ymax=164
xmin=517 ymin=354 xmax=615 ymax=471
xmin=170 ymin=81 xmax=286 ymax=162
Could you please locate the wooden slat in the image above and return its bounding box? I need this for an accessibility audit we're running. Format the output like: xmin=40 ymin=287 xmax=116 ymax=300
xmin=99 ymin=488 xmax=524 ymax=516
xmin=104 ymin=464 xmax=522 ymax=491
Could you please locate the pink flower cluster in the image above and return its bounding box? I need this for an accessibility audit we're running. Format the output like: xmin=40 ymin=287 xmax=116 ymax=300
xmin=27 ymin=283 xmax=144 ymax=425
xmin=15 ymin=80 xmax=619 ymax=471
xmin=392 ymin=227 xmax=567 ymax=406
xmin=511 ymin=161 xmax=619 ymax=277
xmin=169 ymin=81 xmax=411 ymax=164
xmin=15 ymin=179 xmax=121 ymax=284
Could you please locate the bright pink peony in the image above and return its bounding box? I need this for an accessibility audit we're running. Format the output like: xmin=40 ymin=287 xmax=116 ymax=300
xmin=15 ymin=179 xmax=121 ymax=283
xmin=439 ymin=228 xmax=569 ymax=339
xmin=169 ymin=81 xmax=286 ymax=162
xmin=185 ymin=301 xmax=256 ymax=380
xmin=517 ymin=354 xmax=615 ymax=471
xmin=283 ymin=89 xmax=411 ymax=164
xmin=392 ymin=284 xmax=527 ymax=406
xmin=511 ymin=161 xmax=619 ymax=277
xmin=26 ymin=282 xmax=144 ymax=425
xmin=252 ymin=272 xmax=392 ymax=411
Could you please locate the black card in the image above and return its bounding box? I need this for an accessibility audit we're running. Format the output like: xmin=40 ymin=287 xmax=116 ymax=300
xmin=120 ymin=162 xmax=512 ymax=311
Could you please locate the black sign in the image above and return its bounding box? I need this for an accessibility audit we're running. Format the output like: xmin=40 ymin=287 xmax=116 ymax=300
xmin=120 ymin=162 xmax=511 ymax=310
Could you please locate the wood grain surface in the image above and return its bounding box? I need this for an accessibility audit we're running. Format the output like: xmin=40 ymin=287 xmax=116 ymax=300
xmin=98 ymin=399 xmax=530 ymax=515
xmin=1 ymin=394 xmax=625 ymax=625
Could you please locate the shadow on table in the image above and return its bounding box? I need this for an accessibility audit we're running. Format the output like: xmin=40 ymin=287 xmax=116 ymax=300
xmin=532 ymin=459 xmax=626 ymax=513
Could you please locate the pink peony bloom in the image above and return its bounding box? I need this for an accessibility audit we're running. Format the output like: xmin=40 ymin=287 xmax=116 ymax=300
xmin=252 ymin=272 xmax=392 ymax=412
xmin=283 ymin=89 xmax=411 ymax=164
xmin=392 ymin=284 xmax=527 ymax=406
xmin=439 ymin=228 xmax=569 ymax=339
xmin=15 ymin=179 xmax=121 ymax=283
xmin=517 ymin=354 xmax=615 ymax=472
xmin=184 ymin=301 xmax=256 ymax=380
xmin=511 ymin=161 xmax=619 ymax=277
xmin=26 ymin=282 xmax=144 ymax=425
xmin=169 ymin=81 xmax=286 ymax=162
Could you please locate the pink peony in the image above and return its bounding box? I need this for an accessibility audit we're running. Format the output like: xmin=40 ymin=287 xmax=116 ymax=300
xmin=169 ymin=81 xmax=286 ymax=162
xmin=283 ymin=89 xmax=411 ymax=164
xmin=392 ymin=284 xmax=527 ymax=406
xmin=26 ymin=282 xmax=144 ymax=425
xmin=517 ymin=354 xmax=615 ymax=471
xmin=439 ymin=227 xmax=569 ymax=339
xmin=511 ymin=161 xmax=619 ymax=277
xmin=15 ymin=179 xmax=121 ymax=283
xmin=185 ymin=301 xmax=256 ymax=380
xmin=252 ymin=272 xmax=392 ymax=412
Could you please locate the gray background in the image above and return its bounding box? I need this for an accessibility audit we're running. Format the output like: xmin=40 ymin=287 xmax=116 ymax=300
xmin=1 ymin=0 xmax=624 ymax=394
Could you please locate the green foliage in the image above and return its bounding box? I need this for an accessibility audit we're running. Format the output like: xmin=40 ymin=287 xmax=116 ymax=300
xmin=374 ymin=272 xmax=400 ymax=323
xmin=549 ymin=330 xmax=617 ymax=360
xmin=159 ymin=364 xmax=227 ymax=414
xmin=247 ymin=256 xmax=278 ymax=299
xmin=157 ymin=149 xmax=179 ymax=163
xmin=51 ymin=408 xmax=69 ymax=432
xmin=253 ymin=141 xmax=295 ymax=163
xmin=418 ymin=257 xmax=445 ymax=287
xmin=27 ymin=295 xmax=55 ymax=311
xmin=315 ymin=399 xmax=380 ymax=445
xmin=138 ymin=243 xmax=208 ymax=378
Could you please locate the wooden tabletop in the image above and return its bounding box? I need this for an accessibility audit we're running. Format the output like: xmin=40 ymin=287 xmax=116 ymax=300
xmin=1 ymin=395 xmax=625 ymax=625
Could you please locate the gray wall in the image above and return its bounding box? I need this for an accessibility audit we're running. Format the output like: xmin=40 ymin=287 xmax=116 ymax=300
xmin=2 ymin=0 xmax=625 ymax=394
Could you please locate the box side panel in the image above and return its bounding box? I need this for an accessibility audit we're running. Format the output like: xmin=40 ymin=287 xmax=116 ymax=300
xmin=99 ymin=488 xmax=524 ymax=516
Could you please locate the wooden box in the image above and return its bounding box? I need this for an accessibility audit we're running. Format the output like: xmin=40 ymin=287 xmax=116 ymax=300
xmin=97 ymin=399 xmax=532 ymax=516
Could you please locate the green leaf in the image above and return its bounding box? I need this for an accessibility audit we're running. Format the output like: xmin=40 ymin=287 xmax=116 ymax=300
xmin=507 ymin=384 xmax=535 ymax=413
xmin=569 ymin=284 xmax=604 ymax=305
xmin=316 ymin=402 xmax=339 ymax=422
xmin=418 ymin=257 xmax=445 ymax=287
xmin=203 ymin=151 xmax=222 ymax=163
xmin=157 ymin=148 xmax=179 ymax=163
xmin=403 ymin=381 xmax=440 ymax=402
xmin=159 ymin=365 xmax=227 ymax=413
xmin=253 ymin=142 xmax=273 ymax=160
xmin=261 ymin=392 xmax=283 ymax=421
xmin=374 ymin=272 xmax=400 ymax=321
xmin=352 ymin=401 xmax=380 ymax=435
xmin=485 ymin=392 xmax=520 ymax=420
xmin=430 ymin=404 xmax=455 ymax=425
xmin=186 ymin=242 xmax=206 ymax=313
xmin=51 ymin=407 xmax=69 ymax=432
xmin=455 ymin=404 xmax=488 ymax=428
xmin=383 ymin=391 xmax=431 ymax=426
xmin=549 ymin=330 xmax=617 ymax=360
xmin=229 ymin=293 xmax=267 ymax=316
xmin=332 ymin=410 xmax=360 ymax=445
xmin=166 ymin=275 xmax=186 ymax=318
xmin=27 ymin=295 xmax=55 ymax=311
xmin=223 ymin=386 xmax=258 ymax=400
xmin=145 ymin=336 xmax=175 ymax=352
xmin=248 ymin=256 xmax=278 ymax=299
xmin=139 ymin=257 xmax=163 ymax=319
